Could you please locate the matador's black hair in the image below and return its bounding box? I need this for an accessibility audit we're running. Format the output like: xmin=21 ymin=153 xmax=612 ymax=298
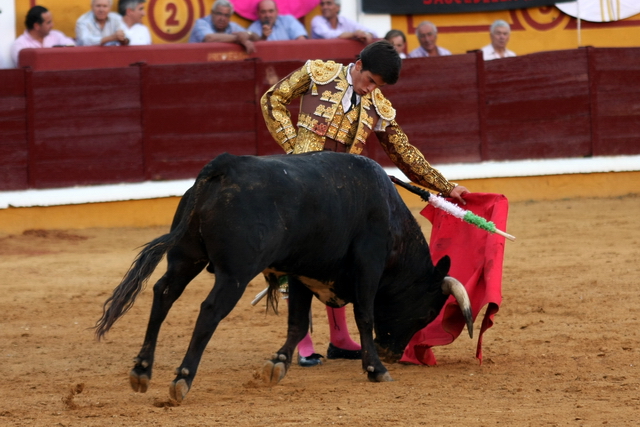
xmin=358 ymin=40 xmax=402 ymax=85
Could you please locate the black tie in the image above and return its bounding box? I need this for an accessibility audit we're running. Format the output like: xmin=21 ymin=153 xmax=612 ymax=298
xmin=349 ymin=89 xmax=358 ymax=111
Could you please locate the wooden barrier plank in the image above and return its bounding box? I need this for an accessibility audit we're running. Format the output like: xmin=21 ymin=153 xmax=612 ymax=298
xmin=484 ymin=49 xmax=591 ymax=160
xmin=142 ymin=61 xmax=256 ymax=179
xmin=146 ymin=132 xmax=256 ymax=180
xmin=592 ymin=48 xmax=640 ymax=156
xmin=29 ymin=68 xmax=144 ymax=188
xmin=379 ymin=54 xmax=482 ymax=165
xmin=0 ymin=70 xmax=28 ymax=190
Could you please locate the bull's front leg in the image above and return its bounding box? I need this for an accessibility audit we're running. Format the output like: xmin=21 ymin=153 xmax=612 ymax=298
xmin=353 ymin=302 xmax=393 ymax=382
xmin=262 ymin=277 xmax=313 ymax=386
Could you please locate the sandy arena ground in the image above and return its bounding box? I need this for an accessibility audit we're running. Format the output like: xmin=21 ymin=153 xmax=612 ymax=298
xmin=1 ymin=194 xmax=639 ymax=426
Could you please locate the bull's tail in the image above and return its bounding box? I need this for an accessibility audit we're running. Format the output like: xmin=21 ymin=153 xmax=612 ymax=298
xmin=94 ymin=157 xmax=225 ymax=340
xmin=94 ymin=231 xmax=178 ymax=340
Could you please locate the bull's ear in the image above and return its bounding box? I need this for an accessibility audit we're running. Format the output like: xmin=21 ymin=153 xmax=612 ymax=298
xmin=434 ymin=255 xmax=451 ymax=280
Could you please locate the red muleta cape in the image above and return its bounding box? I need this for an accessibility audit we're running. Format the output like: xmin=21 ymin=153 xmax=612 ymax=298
xmin=399 ymin=193 xmax=509 ymax=365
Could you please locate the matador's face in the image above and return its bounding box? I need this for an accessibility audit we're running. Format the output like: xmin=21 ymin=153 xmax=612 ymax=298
xmin=350 ymin=60 xmax=386 ymax=97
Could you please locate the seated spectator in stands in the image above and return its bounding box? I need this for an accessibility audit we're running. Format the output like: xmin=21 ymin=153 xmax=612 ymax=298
xmin=10 ymin=5 xmax=75 ymax=68
xmin=311 ymin=0 xmax=375 ymax=44
xmin=248 ymin=0 xmax=307 ymax=41
xmin=408 ymin=21 xmax=451 ymax=58
xmin=189 ymin=0 xmax=257 ymax=53
xmin=76 ymin=0 xmax=128 ymax=46
xmin=119 ymin=0 xmax=151 ymax=45
xmin=384 ymin=29 xmax=406 ymax=58
xmin=481 ymin=20 xmax=516 ymax=60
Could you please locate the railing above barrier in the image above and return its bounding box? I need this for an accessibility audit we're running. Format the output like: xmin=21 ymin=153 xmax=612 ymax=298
xmin=17 ymin=39 xmax=365 ymax=71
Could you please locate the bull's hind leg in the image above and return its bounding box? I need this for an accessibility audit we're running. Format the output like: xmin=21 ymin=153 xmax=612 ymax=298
xmin=262 ymin=277 xmax=314 ymax=386
xmin=169 ymin=270 xmax=252 ymax=402
xmin=130 ymin=253 xmax=207 ymax=394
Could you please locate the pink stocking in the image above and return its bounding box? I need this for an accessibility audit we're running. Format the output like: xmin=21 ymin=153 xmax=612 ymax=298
xmin=297 ymin=332 xmax=315 ymax=358
xmin=285 ymin=298 xmax=316 ymax=357
xmin=326 ymin=306 xmax=361 ymax=350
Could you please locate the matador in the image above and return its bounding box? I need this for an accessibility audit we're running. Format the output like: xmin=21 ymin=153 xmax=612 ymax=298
xmin=260 ymin=41 xmax=469 ymax=367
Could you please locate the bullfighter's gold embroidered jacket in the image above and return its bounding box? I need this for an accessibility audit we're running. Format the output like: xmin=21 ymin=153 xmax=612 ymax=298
xmin=260 ymin=59 xmax=456 ymax=195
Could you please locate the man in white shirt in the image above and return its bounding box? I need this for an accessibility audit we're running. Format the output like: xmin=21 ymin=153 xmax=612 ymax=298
xmin=10 ymin=5 xmax=75 ymax=67
xmin=311 ymin=0 xmax=375 ymax=43
xmin=408 ymin=21 xmax=451 ymax=58
xmin=481 ymin=20 xmax=516 ymax=61
xmin=76 ymin=0 xmax=128 ymax=46
xmin=119 ymin=0 xmax=152 ymax=45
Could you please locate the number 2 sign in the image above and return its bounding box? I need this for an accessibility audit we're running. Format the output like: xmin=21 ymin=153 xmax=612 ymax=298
xmin=147 ymin=0 xmax=207 ymax=42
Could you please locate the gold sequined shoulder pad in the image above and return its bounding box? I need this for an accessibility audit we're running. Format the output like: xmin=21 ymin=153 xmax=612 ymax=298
xmin=306 ymin=59 xmax=343 ymax=85
xmin=371 ymin=89 xmax=396 ymax=121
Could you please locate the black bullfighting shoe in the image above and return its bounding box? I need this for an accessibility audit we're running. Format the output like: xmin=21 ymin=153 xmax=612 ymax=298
xmin=298 ymin=352 xmax=324 ymax=367
xmin=326 ymin=343 xmax=362 ymax=360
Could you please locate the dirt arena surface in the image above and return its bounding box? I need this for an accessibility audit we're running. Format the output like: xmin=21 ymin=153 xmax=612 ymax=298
xmin=1 ymin=194 xmax=639 ymax=426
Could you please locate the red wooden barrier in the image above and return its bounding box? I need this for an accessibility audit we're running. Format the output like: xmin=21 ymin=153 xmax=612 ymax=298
xmin=0 ymin=70 xmax=28 ymax=191
xmin=1 ymin=47 xmax=639 ymax=191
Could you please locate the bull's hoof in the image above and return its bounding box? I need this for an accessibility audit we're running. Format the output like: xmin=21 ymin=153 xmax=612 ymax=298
xmin=262 ymin=360 xmax=287 ymax=386
xmin=169 ymin=378 xmax=189 ymax=403
xmin=129 ymin=369 xmax=150 ymax=393
xmin=366 ymin=367 xmax=393 ymax=382
xmin=129 ymin=357 xmax=152 ymax=393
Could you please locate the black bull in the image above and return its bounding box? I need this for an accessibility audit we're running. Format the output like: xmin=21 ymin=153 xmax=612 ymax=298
xmin=95 ymin=151 xmax=473 ymax=402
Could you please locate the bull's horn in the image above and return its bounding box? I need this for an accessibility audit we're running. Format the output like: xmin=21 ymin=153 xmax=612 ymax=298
xmin=442 ymin=277 xmax=474 ymax=339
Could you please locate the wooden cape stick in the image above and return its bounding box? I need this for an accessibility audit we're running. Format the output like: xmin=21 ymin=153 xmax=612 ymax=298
xmin=389 ymin=176 xmax=516 ymax=242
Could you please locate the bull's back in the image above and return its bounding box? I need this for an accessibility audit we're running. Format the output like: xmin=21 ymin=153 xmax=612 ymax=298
xmin=201 ymin=152 xmax=402 ymax=217
xmin=195 ymin=152 xmax=408 ymax=263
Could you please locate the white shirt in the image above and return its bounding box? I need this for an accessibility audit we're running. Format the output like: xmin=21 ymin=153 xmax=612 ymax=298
xmin=75 ymin=11 xmax=126 ymax=46
xmin=123 ymin=23 xmax=152 ymax=45
xmin=344 ymin=63 xmax=387 ymax=132
xmin=481 ymin=44 xmax=516 ymax=61
xmin=408 ymin=45 xmax=451 ymax=58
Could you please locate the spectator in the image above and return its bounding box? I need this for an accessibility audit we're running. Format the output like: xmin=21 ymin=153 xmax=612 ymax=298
xmin=408 ymin=21 xmax=451 ymax=58
xmin=311 ymin=0 xmax=375 ymax=44
xmin=119 ymin=0 xmax=151 ymax=45
xmin=189 ymin=0 xmax=257 ymax=53
xmin=247 ymin=0 xmax=307 ymax=41
xmin=10 ymin=5 xmax=75 ymax=68
xmin=76 ymin=0 xmax=128 ymax=46
xmin=261 ymin=41 xmax=469 ymax=366
xmin=481 ymin=20 xmax=516 ymax=60
xmin=384 ymin=29 xmax=406 ymax=58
